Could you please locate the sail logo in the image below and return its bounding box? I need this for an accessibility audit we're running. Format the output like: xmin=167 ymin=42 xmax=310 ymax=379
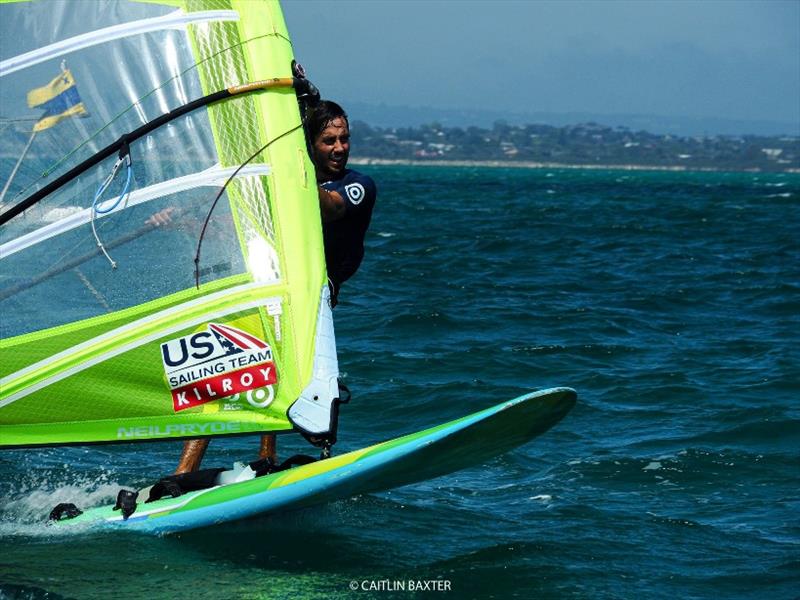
xmin=161 ymin=323 xmax=277 ymax=412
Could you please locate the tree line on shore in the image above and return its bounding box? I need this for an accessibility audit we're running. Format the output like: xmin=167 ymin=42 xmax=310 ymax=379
xmin=349 ymin=120 xmax=799 ymax=172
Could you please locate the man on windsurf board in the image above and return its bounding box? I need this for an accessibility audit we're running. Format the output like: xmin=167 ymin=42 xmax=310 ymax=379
xmin=174 ymin=100 xmax=377 ymax=474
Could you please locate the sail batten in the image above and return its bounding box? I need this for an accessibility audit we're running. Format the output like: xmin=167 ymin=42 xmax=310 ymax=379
xmin=0 ymin=9 xmax=240 ymax=78
xmin=1 ymin=163 xmax=271 ymax=259
xmin=1 ymin=284 xmax=285 ymax=407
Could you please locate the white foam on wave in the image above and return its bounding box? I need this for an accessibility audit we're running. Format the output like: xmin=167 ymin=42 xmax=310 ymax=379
xmin=2 ymin=481 xmax=119 ymax=521
xmin=0 ymin=469 xmax=121 ymax=537
xmin=529 ymin=494 xmax=552 ymax=503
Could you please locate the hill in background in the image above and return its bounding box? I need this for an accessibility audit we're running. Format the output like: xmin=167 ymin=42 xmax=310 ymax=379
xmin=350 ymin=119 xmax=799 ymax=172
xmin=346 ymin=102 xmax=799 ymax=138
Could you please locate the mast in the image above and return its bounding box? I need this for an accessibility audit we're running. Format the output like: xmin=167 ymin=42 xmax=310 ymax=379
xmin=0 ymin=128 xmax=35 ymax=206
xmin=0 ymin=60 xmax=70 ymax=209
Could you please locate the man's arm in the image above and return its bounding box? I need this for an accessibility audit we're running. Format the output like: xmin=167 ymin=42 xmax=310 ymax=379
xmin=318 ymin=186 xmax=346 ymax=223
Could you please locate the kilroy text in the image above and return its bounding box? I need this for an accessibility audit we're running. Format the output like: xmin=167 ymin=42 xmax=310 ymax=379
xmin=160 ymin=322 xmax=278 ymax=412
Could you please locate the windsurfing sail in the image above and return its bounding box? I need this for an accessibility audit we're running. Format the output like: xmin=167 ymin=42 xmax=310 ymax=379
xmin=0 ymin=0 xmax=339 ymax=448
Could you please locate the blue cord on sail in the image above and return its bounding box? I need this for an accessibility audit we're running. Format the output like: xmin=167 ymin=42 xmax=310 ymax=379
xmin=91 ymin=146 xmax=132 ymax=268
xmin=93 ymin=154 xmax=132 ymax=214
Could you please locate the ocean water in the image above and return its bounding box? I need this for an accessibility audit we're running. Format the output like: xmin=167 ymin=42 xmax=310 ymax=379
xmin=1 ymin=166 xmax=798 ymax=599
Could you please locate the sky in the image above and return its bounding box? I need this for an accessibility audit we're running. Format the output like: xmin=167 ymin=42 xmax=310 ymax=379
xmin=282 ymin=0 xmax=800 ymax=134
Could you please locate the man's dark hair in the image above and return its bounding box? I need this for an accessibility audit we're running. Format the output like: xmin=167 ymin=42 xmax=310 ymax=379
xmin=306 ymin=100 xmax=349 ymax=142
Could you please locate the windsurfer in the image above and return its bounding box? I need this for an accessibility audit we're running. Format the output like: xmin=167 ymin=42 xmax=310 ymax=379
xmin=308 ymin=100 xmax=377 ymax=308
xmin=174 ymin=100 xmax=376 ymax=474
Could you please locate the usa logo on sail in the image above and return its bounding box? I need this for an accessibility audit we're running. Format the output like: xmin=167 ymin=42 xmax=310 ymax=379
xmin=161 ymin=323 xmax=277 ymax=412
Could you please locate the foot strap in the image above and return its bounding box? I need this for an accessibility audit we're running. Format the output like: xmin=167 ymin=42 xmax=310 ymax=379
xmin=113 ymin=489 xmax=139 ymax=520
xmin=146 ymin=468 xmax=226 ymax=503
xmin=249 ymin=454 xmax=318 ymax=477
xmin=48 ymin=503 xmax=83 ymax=522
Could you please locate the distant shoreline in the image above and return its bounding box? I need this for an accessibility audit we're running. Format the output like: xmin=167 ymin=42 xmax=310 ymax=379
xmin=350 ymin=156 xmax=800 ymax=174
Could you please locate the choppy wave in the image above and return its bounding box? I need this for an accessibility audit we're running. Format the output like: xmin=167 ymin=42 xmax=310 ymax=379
xmin=2 ymin=166 xmax=798 ymax=599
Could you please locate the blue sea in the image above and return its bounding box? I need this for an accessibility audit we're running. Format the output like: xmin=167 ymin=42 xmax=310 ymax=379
xmin=1 ymin=165 xmax=798 ymax=599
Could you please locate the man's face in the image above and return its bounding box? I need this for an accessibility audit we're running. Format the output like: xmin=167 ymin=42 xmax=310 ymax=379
xmin=312 ymin=117 xmax=350 ymax=180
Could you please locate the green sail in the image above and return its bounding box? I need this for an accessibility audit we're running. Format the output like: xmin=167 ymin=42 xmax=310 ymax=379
xmin=0 ymin=0 xmax=335 ymax=448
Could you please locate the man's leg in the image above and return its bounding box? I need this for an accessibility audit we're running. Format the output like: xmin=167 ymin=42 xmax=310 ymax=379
xmin=259 ymin=434 xmax=277 ymax=462
xmin=174 ymin=439 xmax=209 ymax=474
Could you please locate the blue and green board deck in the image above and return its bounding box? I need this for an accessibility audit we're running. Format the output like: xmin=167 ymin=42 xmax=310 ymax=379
xmin=56 ymin=387 xmax=576 ymax=534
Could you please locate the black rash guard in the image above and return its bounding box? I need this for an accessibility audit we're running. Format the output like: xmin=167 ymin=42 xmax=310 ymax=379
xmin=320 ymin=169 xmax=377 ymax=298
